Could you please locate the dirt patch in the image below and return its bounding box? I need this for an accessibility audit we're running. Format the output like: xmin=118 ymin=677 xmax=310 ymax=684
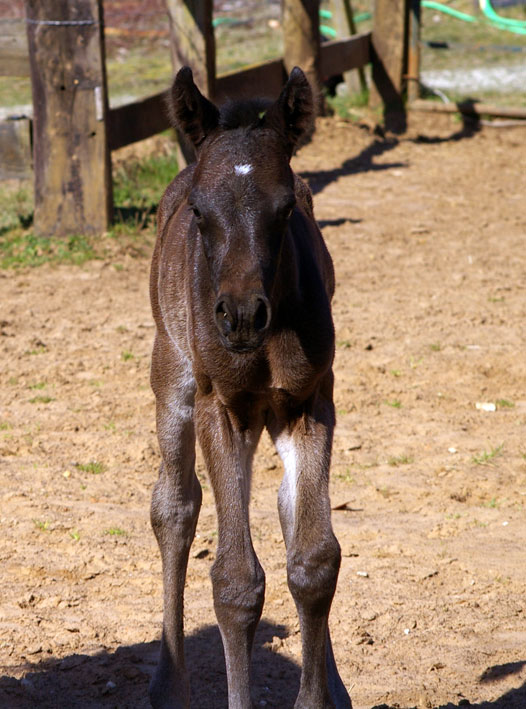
xmin=1 ymin=113 xmax=525 ymax=708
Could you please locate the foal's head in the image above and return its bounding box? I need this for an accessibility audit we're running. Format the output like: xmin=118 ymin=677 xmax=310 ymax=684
xmin=169 ymin=66 xmax=314 ymax=353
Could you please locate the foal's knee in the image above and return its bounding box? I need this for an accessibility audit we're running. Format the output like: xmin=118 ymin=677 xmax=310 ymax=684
xmin=150 ymin=468 xmax=202 ymax=543
xmin=287 ymin=535 xmax=341 ymax=614
xmin=211 ymin=555 xmax=266 ymax=629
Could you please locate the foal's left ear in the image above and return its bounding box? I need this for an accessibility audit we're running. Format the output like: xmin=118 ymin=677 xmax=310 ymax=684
xmin=264 ymin=67 xmax=314 ymax=158
xmin=169 ymin=66 xmax=220 ymax=149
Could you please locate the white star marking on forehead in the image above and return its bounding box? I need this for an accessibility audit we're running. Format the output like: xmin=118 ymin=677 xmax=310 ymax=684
xmin=234 ymin=163 xmax=253 ymax=176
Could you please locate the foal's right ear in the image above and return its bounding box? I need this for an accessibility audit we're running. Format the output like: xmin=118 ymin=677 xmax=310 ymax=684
xmin=169 ymin=66 xmax=220 ymax=149
xmin=264 ymin=66 xmax=314 ymax=158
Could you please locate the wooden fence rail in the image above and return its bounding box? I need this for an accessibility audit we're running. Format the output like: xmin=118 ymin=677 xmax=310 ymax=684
xmin=108 ymin=33 xmax=371 ymax=152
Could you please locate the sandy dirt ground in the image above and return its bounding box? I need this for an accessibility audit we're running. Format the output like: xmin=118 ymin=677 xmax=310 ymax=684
xmin=1 ymin=113 xmax=525 ymax=709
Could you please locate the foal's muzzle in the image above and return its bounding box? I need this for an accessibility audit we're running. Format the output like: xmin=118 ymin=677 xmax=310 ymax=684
xmin=214 ymin=292 xmax=271 ymax=352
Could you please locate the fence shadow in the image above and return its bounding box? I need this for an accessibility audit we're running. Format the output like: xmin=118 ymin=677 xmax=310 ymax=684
xmin=0 ymin=620 xmax=299 ymax=709
xmin=371 ymin=661 xmax=526 ymax=709
xmin=409 ymin=107 xmax=482 ymax=145
xmin=301 ymin=137 xmax=405 ymax=196
xmin=302 ymin=113 xmax=482 ymax=197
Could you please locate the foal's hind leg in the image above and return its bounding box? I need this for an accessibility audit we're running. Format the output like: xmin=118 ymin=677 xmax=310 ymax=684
xmin=270 ymin=375 xmax=351 ymax=709
xmin=196 ymin=392 xmax=266 ymax=709
xmin=150 ymin=337 xmax=201 ymax=709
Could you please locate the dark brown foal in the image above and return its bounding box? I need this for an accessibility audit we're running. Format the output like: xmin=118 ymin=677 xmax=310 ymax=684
xmin=149 ymin=65 xmax=351 ymax=709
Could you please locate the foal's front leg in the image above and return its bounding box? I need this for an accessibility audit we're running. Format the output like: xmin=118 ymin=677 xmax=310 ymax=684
xmin=150 ymin=339 xmax=201 ymax=709
xmin=271 ymin=376 xmax=351 ymax=709
xmin=196 ymin=392 xmax=265 ymax=709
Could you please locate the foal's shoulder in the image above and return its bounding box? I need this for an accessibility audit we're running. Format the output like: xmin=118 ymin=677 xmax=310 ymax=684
xmin=157 ymin=163 xmax=196 ymax=237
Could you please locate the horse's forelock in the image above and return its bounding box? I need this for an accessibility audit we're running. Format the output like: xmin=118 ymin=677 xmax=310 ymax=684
xmin=218 ymin=98 xmax=272 ymax=131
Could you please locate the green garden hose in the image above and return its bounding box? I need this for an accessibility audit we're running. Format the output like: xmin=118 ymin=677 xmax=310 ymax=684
xmin=215 ymin=2 xmax=526 ymax=37
xmin=422 ymin=0 xmax=526 ymax=35
xmin=478 ymin=0 xmax=526 ymax=28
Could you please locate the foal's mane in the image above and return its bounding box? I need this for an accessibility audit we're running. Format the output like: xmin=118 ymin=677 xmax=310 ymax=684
xmin=218 ymin=98 xmax=272 ymax=131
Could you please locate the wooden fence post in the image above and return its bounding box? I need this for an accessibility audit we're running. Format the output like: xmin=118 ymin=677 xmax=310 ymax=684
xmin=369 ymin=0 xmax=409 ymax=132
xmin=330 ymin=0 xmax=367 ymax=95
xmin=164 ymin=0 xmax=216 ymax=166
xmin=25 ymin=0 xmax=112 ymax=236
xmin=407 ymin=0 xmax=421 ymax=103
xmin=282 ymin=0 xmax=322 ymax=110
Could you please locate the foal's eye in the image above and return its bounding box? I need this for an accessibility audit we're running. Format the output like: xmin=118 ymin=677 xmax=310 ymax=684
xmin=191 ymin=206 xmax=202 ymax=219
xmin=279 ymin=197 xmax=296 ymax=221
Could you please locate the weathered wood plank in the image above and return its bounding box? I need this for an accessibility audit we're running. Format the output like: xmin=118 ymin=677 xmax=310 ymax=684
xmin=329 ymin=0 xmax=367 ymax=93
xmin=319 ymin=33 xmax=371 ymax=79
xmin=283 ymin=0 xmax=322 ymax=106
xmin=164 ymin=0 xmax=215 ymax=96
xmin=0 ymin=118 xmax=32 ymax=179
xmin=108 ymin=93 xmax=170 ymax=152
xmin=0 ymin=19 xmax=30 ymax=77
xmin=215 ymin=59 xmax=287 ymax=104
xmin=370 ymin=0 xmax=409 ymax=130
xmin=25 ymin=0 xmax=112 ymax=236
xmin=164 ymin=0 xmax=215 ymax=166
xmin=407 ymin=0 xmax=421 ymax=103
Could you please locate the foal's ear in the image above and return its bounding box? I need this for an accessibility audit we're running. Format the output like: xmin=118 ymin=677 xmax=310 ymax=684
xmin=169 ymin=66 xmax=220 ymax=148
xmin=264 ymin=67 xmax=314 ymax=157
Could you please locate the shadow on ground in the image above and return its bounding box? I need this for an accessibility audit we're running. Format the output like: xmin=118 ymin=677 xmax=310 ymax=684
xmin=373 ymin=661 xmax=526 ymax=709
xmin=0 ymin=620 xmax=299 ymax=708
xmin=302 ymin=118 xmax=480 ymax=197
xmin=301 ymin=137 xmax=405 ymax=196
xmin=1 ymin=625 xmax=524 ymax=709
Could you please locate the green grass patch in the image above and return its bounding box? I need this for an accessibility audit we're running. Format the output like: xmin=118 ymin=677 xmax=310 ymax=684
xmin=326 ymin=88 xmax=370 ymax=121
xmin=121 ymin=350 xmax=135 ymax=362
xmin=75 ymin=461 xmax=106 ymax=474
xmin=0 ymin=183 xmax=32 ymax=233
xmin=104 ymin=527 xmax=127 ymax=536
xmin=28 ymin=382 xmax=47 ymax=390
xmin=29 ymin=395 xmax=54 ymax=404
xmin=106 ymin=52 xmax=172 ymax=105
xmin=496 ymin=399 xmax=514 ymax=409
xmin=0 ymin=231 xmax=97 ymax=269
xmin=385 ymin=399 xmax=402 ymax=409
xmin=113 ymin=150 xmax=178 ymax=218
xmin=335 ymin=469 xmax=356 ymax=484
xmin=472 ymin=444 xmax=504 ymax=465
xmin=26 ymin=346 xmax=46 ymax=355
xmin=388 ymin=455 xmax=414 ymax=466
xmin=33 ymin=519 xmax=50 ymax=532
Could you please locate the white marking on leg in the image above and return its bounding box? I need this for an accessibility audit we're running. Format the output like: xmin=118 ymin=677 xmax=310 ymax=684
xmin=234 ymin=163 xmax=253 ymax=176
xmin=174 ymin=363 xmax=196 ymax=422
xmin=275 ymin=434 xmax=298 ymax=521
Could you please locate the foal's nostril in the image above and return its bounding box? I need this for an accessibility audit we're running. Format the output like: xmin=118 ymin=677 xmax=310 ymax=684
xmin=253 ymin=297 xmax=270 ymax=332
xmin=215 ymin=299 xmax=235 ymax=335
xmin=214 ymin=293 xmax=270 ymax=349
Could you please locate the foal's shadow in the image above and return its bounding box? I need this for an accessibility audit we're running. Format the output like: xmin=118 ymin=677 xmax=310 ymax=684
xmin=0 ymin=620 xmax=299 ymax=708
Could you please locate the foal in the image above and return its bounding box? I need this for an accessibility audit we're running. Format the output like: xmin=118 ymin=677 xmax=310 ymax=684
xmin=149 ymin=65 xmax=351 ymax=709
